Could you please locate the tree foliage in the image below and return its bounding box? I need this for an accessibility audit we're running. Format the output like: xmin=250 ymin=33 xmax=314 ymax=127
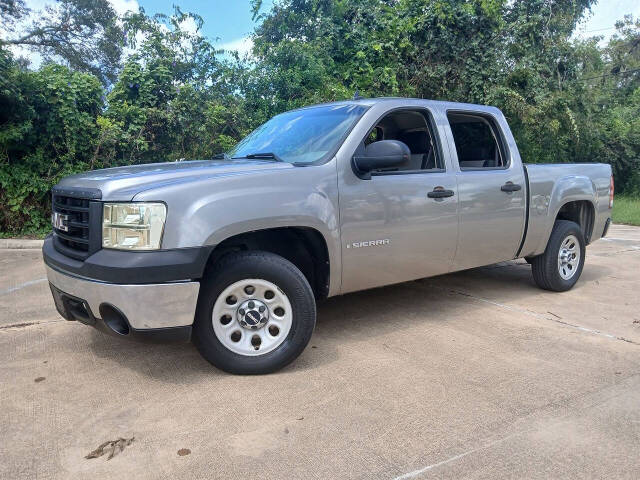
xmin=247 ymin=0 xmax=639 ymax=193
xmin=0 ymin=1 xmax=638 ymax=235
xmin=0 ymin=52 xmax=103 ymax=232
xmin=0 ymin=0 xmax=124 ymax=84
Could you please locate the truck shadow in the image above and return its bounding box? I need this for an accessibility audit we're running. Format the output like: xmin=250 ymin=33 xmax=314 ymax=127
xmin=87 ymin=331 xmax=218 ymax=383
xmin=86 ymin=260 xmax=612 ymax=380
xmin=314 ymin=259 xmax=612 ymax=335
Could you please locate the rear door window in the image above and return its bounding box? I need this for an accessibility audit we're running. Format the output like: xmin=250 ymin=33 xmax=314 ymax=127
xmin=447 ymin=113 xmax=507 ymax=169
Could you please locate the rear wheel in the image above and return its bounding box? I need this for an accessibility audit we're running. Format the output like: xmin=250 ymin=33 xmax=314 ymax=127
xmin=193 ymin=251 xmax=316 ymax=374
xmin=531 ymin=220 xmax=585 ymax=292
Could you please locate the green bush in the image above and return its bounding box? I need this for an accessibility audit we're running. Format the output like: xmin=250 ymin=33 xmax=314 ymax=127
xmin=0 ymin=51 xmax=248 ymax=236
xmin=0 ymin=58 xmax=103 ymax=235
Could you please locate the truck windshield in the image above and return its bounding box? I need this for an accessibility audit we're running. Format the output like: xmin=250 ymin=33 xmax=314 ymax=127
xmin=229 ymin=104 xmax=368 ymax=165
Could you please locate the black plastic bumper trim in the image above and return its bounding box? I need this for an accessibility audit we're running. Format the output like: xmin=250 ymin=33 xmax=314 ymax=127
xmin=128 ymin=325 xmax=192 ymax=343
xmin=43 ymin=235 xmax=213 ymax=284
xmin=91 ymin=314 xmax=192 ymax=343
xmin=602 ymin=217 xmax=611 ymax=238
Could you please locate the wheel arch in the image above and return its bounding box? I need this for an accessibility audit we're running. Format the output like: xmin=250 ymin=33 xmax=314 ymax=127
xmin=202 ymin=225 xmax=332 ymax=301
xmin=554 ymin=200 xmax=595 ymax=243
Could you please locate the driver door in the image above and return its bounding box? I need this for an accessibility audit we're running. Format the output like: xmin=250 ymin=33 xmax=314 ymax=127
xmin=338 ymin=107 xmax=459 ymax=294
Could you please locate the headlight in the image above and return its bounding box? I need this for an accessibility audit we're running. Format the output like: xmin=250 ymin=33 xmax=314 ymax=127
xmin=102 ymin=203 xmax=166 ymax=250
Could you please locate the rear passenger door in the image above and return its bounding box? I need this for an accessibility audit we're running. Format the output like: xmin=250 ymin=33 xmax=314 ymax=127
xmin=445 ymin=111 xmax=526 ymax=270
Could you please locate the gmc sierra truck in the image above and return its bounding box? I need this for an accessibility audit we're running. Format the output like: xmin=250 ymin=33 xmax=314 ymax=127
xmin=43 ymin=98 xmax=614 ymax=374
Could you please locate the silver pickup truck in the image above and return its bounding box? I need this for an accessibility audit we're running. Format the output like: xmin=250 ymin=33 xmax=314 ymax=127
xmin=43 ymin=98 xmax=613 ymax=374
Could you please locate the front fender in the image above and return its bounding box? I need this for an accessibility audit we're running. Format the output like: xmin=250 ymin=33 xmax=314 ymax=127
xmin=133 ymin=161 xmax=342 ymax=295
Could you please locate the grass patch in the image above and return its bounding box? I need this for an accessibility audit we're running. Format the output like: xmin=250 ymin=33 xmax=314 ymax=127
xmin=612 ymin=196 xmax=640 ymax=226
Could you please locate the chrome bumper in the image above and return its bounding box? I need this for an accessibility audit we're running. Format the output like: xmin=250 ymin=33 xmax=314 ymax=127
xmin=46 ymin=265 xmax=200 ymax=329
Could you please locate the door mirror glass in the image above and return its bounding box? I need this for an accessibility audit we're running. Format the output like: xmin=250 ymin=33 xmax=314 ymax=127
xmin=352 ymin=140 xmax=410 ymax=179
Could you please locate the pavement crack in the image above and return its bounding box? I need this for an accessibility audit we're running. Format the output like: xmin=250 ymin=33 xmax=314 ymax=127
xmin=0 ymin=321 xmax=41 ymax=330
xmin=383 ymin=342 xmax=410 ymax=355
xmin=426 ymin=284 xmax=639 ymax=347
xmin=0 ymin=319 xmax=64 ymax=330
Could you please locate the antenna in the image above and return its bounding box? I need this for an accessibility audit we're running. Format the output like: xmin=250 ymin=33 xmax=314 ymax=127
xmin=353 ymin=90 xmax=363 ymax=100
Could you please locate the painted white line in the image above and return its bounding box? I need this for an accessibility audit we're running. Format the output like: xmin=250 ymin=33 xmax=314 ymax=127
xmin=393 ymin=375 xmax=640 ymax=479
xmin=0 ymin=277 xmax=47 ymax=296
xmin=394 ymin=432 xmax=521 ymax=479
xmin=600 ymin=237 xmax=640 ymax=243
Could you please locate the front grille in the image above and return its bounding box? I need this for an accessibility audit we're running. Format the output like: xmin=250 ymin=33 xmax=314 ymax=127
xmin=52 ymin=187 xmax=102 ymax=260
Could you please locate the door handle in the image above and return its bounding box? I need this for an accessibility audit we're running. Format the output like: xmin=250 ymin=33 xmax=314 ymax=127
xmin=501 ymin=182 xmax=522 ymax=192
xmin=427 ymin=187 xmax=455 ymax=198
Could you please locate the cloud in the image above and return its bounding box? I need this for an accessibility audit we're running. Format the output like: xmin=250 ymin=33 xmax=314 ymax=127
xmin=219 ymin=36 xmax=254 ymax=57
xmin=108 ymin=0 xmax=139 ymax=16
xmin=178 ymin=16 xmax=199 ymax=36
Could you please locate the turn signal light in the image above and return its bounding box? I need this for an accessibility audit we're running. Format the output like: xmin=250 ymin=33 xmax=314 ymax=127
xmin=609 ymin=175 xmax=614 ymax=209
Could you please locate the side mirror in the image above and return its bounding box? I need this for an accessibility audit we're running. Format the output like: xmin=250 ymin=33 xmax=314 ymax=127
xmin=352 ymin=140 xmax=410 ymax=179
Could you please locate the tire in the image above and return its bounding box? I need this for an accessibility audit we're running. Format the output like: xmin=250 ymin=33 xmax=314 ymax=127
xmin=193 ymin=251 xmax=316 ymax=374
xmin=531 ymin=220 xmax=585 ymax=292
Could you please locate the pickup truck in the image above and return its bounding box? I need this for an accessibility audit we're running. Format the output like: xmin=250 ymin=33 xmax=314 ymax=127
xmin=43 ymin=97 xmax=613 ymax=374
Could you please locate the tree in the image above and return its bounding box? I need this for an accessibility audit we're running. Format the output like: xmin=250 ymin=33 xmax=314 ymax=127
xmin=103 ymin=7 xmax=246 ymax=164
xmin=0 ymin=0 xmax=28 ymax=27
xmin=0 ymin=0 xmax=124 ymax=84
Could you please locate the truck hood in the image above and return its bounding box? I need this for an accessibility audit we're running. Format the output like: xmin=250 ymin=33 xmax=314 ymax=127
xmin=55 ymin=159 xmax=293 ymax=201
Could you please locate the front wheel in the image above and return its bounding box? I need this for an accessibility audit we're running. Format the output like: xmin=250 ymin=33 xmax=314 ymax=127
xmin=531 ymin=220 xmax=585 ymax=292
xmin=193 ymin=251 xmax=316 ymax=374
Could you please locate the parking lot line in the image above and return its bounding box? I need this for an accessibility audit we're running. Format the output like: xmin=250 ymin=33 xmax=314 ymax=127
xmin=0 ymin=277 xmax=47 ymax=296
xmin=426 ymin=283 xmax=638 ymax=345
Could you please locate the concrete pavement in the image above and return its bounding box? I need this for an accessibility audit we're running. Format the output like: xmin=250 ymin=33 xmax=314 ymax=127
xmin=1 ymin=224 xmax=639 ymax=479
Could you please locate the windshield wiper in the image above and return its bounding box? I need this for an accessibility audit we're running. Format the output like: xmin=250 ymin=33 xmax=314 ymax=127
xmin=212 ymin=152 xmax=231 ymax=160
xmin=242 ymin=152 xmax=285 ymax=162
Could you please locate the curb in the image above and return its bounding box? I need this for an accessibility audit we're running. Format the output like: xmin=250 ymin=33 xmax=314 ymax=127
xmin=1 ymin=239 xmax=44 ymax=249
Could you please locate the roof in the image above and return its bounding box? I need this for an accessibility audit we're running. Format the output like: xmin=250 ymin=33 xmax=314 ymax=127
xmin=296 ymin=97 xmax=499 ymax=114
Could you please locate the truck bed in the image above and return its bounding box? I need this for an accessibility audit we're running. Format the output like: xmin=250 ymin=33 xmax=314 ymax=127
xmin=520 ymin=163 xmax=612 ymax=258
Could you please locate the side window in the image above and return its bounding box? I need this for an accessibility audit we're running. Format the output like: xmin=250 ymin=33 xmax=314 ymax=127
xmin=447 ymin=112 xmax=507 ymax=169
xmin=363 ymin=109 xmax=444 ymax=173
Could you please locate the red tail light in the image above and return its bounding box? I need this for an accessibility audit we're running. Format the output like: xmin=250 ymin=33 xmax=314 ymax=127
xmin=609 ymin=175 xmax=614 ymax=209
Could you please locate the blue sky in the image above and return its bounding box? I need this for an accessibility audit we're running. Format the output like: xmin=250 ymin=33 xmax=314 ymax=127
xmin=137 ymin=0 xmax=273 ymax=53
xmin=575 ymin=0 xmax=640 ymax=39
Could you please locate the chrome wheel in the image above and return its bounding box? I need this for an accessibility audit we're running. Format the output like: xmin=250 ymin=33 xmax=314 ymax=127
xmin=212 ymin=278 xmax=292 ymax=356
xmin=557 ymin=234 xmax=580 ymax=280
